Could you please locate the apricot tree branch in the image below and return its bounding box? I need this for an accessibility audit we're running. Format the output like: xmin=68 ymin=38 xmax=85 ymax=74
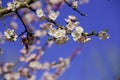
xmin=0 ymin=0 xmax=37 ymax=17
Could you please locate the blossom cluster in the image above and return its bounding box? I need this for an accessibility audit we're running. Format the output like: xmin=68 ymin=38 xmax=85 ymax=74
xmin=41 ymin=58 xmax=70 ymax=80
xmin=0 ymin=56 xmax=70 ymax=80
xmin=36 ymin=8 xmax=59 ymax=21
xmin=45 ymin=15 xmax=95 ymax=44
xmin=0 ymin=0 xmax=110 ymax=80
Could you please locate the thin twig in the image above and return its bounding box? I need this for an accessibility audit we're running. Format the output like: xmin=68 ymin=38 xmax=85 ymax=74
xmin=15 ymin=11 xmax=29 ymax=33
xmin=87 ymin=31 xmax=98 ymax=36
xmin=64 ymin=0 xmax=87 ymax=16
xmin=18 ymin=30 xmax=26 ymax=38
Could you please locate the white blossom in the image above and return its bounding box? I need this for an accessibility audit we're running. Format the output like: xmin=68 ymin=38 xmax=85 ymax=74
xmin=41 ymin=72 xmax=55 ymax=80
xmin=19 ymin=68 xmax=29 ymax=77
xmin=20 ymin=56 xmax=26 ymax=62
xmin=3 ymin=62 xmax=14 ymax=72
xmin=47 ymin=40 xmax=54 ymax=47
xmin=3 ymin=29 xmax=18 ymax=41
xmin=65 ymin=15 xmax=77 ymax=23
xmin=25 ymin=54 xmax=36 ymax=62
xmin=20 ymin=47 xmax=27 ymax=55
xmin=48 ymin=28 xmax=56 ymax=36
xmin=68 ymin=15 xmax=77 ymax=21
xmin=72 ymin=1 xmax=78 ymax=9
xmin=13 ymin=72 xmax=20 ymax=80
xmin=98 ymin=31 xmax=109 ymax=39
xmin=75 ymin=26 xmax=84 ymax=33
xmin=64 ymin=58 xmax=70 ymax=65
xmin=42 ymin=62 xmax=50 ymax=70
xmin=29 ymin=61 xmax=42 ymax=69
xmin=7 ymin=1 xmax=20 ymax=11
xmin=7 ymin=2 xmax=15 ymax=11
xmin=48 ymin=28 xmax=66 ymax=38
xmin=34 ymin=30 xmax=47 ymax=37
xmin=72 ymin=31 xmax=81 ymax=41
xmin=77 ymin=34 xmax=91 ymax=43
xmin=53 ymin=28 xmax=66 ymax=38
xmin=66 ymin=22 xmax=79 ymax=30
xmin=48 ymin=11 xmax=59 ymax=20
xmin=4 ymin=72 xmax=20 ymax=80
xmin=36 ymin=8 xmax=44 ymax=18
xmin=40 ymin=22 xmax=53 ymax=30
xmin=83 ymin=37 xmax=91 ymax=43
xmin=71 ymin=26 xmax=84 ymax=41
xmin=55 ymin=36 xmax=70 ymax=45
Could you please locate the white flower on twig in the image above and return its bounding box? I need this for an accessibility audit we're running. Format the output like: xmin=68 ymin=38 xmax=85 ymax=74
xmin=48 ymin=28 xmax=56 ymax=37
xmin=3 ymin=29 xmax=18 ymax=41
xmin=66 ymin=22 xmax=79 ymax=30
xmin=75 ymin=26 xmax=84 ymax=33
xmin=48 ymin=11 xmax=59 ymax=21
xmin=71 ymin=1 xmax=78 ymax=9
xmin=71 ymin=26 xmax=84 ymax=41
xmin=98 ymin=31 xmax=109 ymax=39
xmin=48 ymin=28 xmax=66 ymax=38
xmin=7 ymin=1 xmax=20 ymax=11
xmin=65 ymin=15 xmax=77 ymax=23
xmin=36 ymin=8 xmax=44 ymax=18
xmin=29 ymin=61 xmax=42 ymax=70
xmin=54 ymin=28 xmax=66 ymax=38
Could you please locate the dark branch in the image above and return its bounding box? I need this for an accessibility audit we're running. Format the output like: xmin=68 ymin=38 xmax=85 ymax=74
xmin=16 ymin=11 xmax=29 ymax=33
xmin=64 ymin=0 xmax=87 ymax=16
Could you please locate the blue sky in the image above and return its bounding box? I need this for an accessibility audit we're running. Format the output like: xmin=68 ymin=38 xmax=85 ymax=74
xmin=0 ymin=0 xmax=120 ymax=80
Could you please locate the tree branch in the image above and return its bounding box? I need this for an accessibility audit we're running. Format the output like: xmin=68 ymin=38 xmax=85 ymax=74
xmin=0 ymin=0 xmax=37 ymax=17
xmin=16 ymin=11 xmax=29 ymax=33
xmin=64 ymin=0 xmax=87 ymax=16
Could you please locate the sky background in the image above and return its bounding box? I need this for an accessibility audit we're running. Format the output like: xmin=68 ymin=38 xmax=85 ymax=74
xmin=0 ymin=0 xmax=120 ymax=80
